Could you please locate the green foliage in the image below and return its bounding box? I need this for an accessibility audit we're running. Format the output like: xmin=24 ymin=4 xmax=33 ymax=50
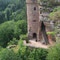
xmin=38 ymin=0 xmax=40 ymax=3
xmin=18 ymin=40 xmax=48 ymax=60
xmin=0 ymin=40 xmax=48 ymax=60
xmin=28 ymin=48 xmax=48 ymax=60
xmin=53 ymin=6 xmax=60 ymax=12
xmin=0 ymin=20 xmax=27 ymax=47
xmin=20 ymin=34 xmax=29 ymax=43
xmin=47 ymin=32 xmax=56 ymax=36
xmin=16 ymin=20 xmax=27 ymax=34
xmin=0 ymin=21 xmax=15 ymax=47
xmin=0 ymin=49 xmax=22 ymax=60
xmin=0 ymin=0 xmax=26 ymax=23
xmin=20 ymin=34 xmax=28 ymax=40
xmin=0 ymin=46 xmax=3 ymax=51
xmin=46 ymin=43 xmax=60 ymax=60
xmin=50 ymin=6 xmax=60 ymax=20
xmin=8 ymin=38 xmax=18 ymax=46
xmin=0 ymin=11 xmax=6 ymax=23
xmin=18 ymin=40 xmax=27 ymax=56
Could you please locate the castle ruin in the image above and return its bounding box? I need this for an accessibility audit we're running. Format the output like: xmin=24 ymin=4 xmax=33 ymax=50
xmin=26 ymin=0 xmax=55 ymax=45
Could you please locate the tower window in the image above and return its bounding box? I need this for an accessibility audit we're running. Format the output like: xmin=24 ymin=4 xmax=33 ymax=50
xmin=34 ymin=7 xmax=36 ymax=10
xmin=33 ymin=20 xmax=36 ymax=22
xmin=29 ymin=27 xmax=31 ymax=32
xmin=40 ymin=12 xmax=42 ymax=14
xmin=33 ymin=33 xmax=37 ymax=38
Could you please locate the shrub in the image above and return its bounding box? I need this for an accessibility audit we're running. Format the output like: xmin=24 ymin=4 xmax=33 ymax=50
xmin=8 ymin=38 xmax=18 ymax=46
xmin=0 ymin=20 xmax=27 ymax=47
xmin=49 ymin=6 xmax=60 ymax=21
xmin=16 ymin=20 xmax=27 ymax=34
xmin=0 ymin=21 xmax=15 ymax=47
xmin=28 ymin=48 xmax=48 ymax=60
xmin=47 ymin=32 xmax=56 ymax=36
xmin=18 ymin=40 xmax=48 ymax=60
xmin=0 ymin=49 xmax=22 ymax=60
xmin=46 ymin=43 xmax=60 ymax=60
xmin=20 ymin=34 xmax=29 ymax=43
xmin=0 ymin=46 xmax=3 ymax=51
xmin=20 ymin=34 xmax=28 ymax=40
xmin=18 ymin=40 xmax=27 ymax=60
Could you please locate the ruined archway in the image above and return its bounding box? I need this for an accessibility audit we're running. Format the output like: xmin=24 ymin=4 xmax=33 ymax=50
xmin=41 ymin=21 xmax=49 ymax=45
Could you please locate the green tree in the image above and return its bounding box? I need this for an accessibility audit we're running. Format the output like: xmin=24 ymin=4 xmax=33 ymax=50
xmin=0 ymin=0 xmax=26 ymax=23
xmin=16 ymin=20 xmax=27 ymax=34
xmin=0 ymin=20 xmax=27 ymax=47
xmin=28 ymin=48 xmax=48 ymax=60
xmin=8 ymin=38 xmax=18 ymax=46
xmin=0 ymin=49 xmax=22 ymax=60
xmin=18 ymin=40 xmax=48 ymax=60
xmin=0 ymin=21 xmax=15 ymax=47
xmin=50 ymin=6 xmax=60 ymax=20
xmin=46 ymin=44 xmax=60 ymax=60
xmin=0 ymin=11 xmax=6 ymax=23
xmin=5 ymin=8 xmax=12 ymax=20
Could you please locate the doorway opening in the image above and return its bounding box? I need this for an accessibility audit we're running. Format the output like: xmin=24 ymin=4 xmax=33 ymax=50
xmin=33 ymin=33 xmax=37 ymax=38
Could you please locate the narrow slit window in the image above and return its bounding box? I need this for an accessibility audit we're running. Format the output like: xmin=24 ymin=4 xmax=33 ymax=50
xmin=33 ymin=20 xmax=36 ymax=22
xmin=34 ymin=7 xmax=36 ymax=10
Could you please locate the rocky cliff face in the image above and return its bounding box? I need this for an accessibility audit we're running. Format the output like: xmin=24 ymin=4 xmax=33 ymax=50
xmin=39 ymin=0 xmax=60 ymax=41
xmin=39 ymin=1 xmax=54 ymax=28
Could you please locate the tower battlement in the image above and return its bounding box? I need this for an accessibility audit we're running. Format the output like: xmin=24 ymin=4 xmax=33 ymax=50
xmin=26 ymin=0 xmax=37 ymax=4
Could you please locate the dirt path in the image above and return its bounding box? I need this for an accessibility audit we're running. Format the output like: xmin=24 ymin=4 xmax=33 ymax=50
xmin=23 ymin=40 xmax=49 ymax=49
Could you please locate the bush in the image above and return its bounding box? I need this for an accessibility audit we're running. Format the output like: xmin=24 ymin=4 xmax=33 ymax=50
xmin=0 ymin=46 xmax=3 ymax=51
xmin=16 ymin=20 xmax=27 ymax=34
xmin=18 ymin=40 xmax=48 ymax=60
xmin=0 ymin=20 xmax=27 ymax=47
xmin=20 ymin=34 xmax=28 ymax=40
xmin=46 ymin=43 xmax=60 ymax=60
xmin=20 ymin=34 xmax=29 ymax=43
xmin=0 ymin=21 xmax=15 ymax=47
xmin=47 ymin=32 xmax=56 ymax=36
xmin=27 ymin=48 xmax=48 ymax=60
xmin=18 ymin=40 xmax=27 ymax=60
xmin=49 ymin=6 xmax=60 ymax=20
xmin=0 ymin=49 xmax=22 ymax=60
xmin=8 ymin=38 xmax=18 ymax=46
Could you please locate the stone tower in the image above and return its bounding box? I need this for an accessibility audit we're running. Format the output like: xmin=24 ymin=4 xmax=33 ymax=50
xmin=26 ymin=0 xmax=40 ymax=41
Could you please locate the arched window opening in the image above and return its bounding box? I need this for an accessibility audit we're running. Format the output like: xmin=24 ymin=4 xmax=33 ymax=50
xmin=34 ymin=7 xmax=36 ymax=10
xmin=33 ymin=33 xmax=37 ymax=38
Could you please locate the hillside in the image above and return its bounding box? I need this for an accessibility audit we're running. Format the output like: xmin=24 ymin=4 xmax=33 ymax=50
xmin=0 ymin=0 xmax=27 ymax=23
xmin=0 ymin=0 xmax=60 ymax=60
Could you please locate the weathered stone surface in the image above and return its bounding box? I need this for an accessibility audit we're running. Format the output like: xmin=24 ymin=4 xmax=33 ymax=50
xmin=26 ymin=0 xmax=40 ymax=40
xmin=26 ymin=0 xmax=56 ymax=45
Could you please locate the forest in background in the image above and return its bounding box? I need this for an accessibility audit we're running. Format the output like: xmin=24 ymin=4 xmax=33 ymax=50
xmin=0 ymin=0 xmax=27 ymax=47
xmin=0 ymin=0 xmax=27 ymax=23
xmin=0 ymin=0 xmax=60 ymax=60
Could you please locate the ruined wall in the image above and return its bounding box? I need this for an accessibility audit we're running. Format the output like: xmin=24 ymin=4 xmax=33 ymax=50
xmin=39 ymin=0 xmax=60 ymax=43
xmin=39 ymin=1 xmax=56 ymax=44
